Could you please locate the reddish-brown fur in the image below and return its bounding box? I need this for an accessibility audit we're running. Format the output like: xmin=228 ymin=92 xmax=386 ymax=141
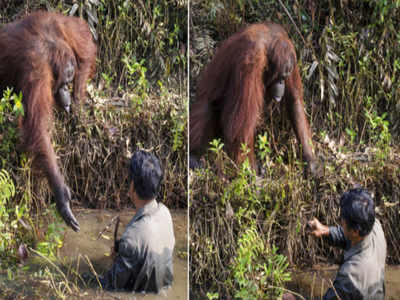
xmin=190 ymin=22 xmax=317 ymax=172
xmin=0 ymin=11 xmax=97 ymax=231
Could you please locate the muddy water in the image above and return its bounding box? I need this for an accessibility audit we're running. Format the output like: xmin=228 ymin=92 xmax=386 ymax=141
xmin=60 ymin=208 xmax=188 ymax=299
xmin=287 ymin=264 xmax=400 ymax=300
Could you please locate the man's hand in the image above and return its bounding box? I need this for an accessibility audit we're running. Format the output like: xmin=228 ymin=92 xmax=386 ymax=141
xmin=307 ymin=218 xmax=330 ymax=237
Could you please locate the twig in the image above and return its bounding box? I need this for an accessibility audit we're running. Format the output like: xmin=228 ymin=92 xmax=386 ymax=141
xmin=29 ymin=247 xmax=73 ymax=294
xmin=84 ymin=254 xmax=102 ymax=289
xmin=97 ymin=215 xmax=119 ymax=240
xmin=277 ymin=0 xmax=307 ymax=46
xmin=114 ymin=216 xmax=120 ymax=243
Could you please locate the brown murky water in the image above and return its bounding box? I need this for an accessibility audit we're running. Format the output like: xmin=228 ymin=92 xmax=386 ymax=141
xmin=288 ymin=264 xmax=400 ymax=300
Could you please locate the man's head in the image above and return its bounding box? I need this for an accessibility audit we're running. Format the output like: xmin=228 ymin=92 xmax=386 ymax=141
xmin=129 ymin=150 xmax=163 ymax=202
xmin=340 ymin=188 xmax=375 ymax=239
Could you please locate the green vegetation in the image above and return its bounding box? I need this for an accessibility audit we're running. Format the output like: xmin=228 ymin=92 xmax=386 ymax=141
xmin=190 ymin=0 xmax=400 ymax=298
xmin=0 ymin=89 xmax=65 ymax=266
xmin=231 ymin=227 xmax=291 ymax=299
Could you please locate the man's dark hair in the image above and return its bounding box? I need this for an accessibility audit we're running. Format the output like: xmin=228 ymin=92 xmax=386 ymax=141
xmin=129 ymin=150 xmax=163 ymax=200
xmin=340 ymin=188 xmax=375 ymax=237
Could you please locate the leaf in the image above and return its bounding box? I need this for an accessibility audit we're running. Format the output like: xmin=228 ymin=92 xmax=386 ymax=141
xmin=306 ymin=61 xmax=319 ymax=80
xmin=326 ymin=65 xmax=339 ymax=80
xmin=101 ymin=234 xmax=111 ymax=240
xmin=69 ymin=3 xmax=79 ymax=16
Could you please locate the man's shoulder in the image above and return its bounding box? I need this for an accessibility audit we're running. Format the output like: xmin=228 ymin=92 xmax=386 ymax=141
xmin=373 ymin=219 xmax=384 ymax=238
xmin=122 ymin=202 xmax=173 ymax=237
xmin=137 ymin=201 xmax=173 ymax=227
xmin=157 ymin=202 xmax=173 ymax=218
xmin=120 ymin=202 xmax=175 ymax=253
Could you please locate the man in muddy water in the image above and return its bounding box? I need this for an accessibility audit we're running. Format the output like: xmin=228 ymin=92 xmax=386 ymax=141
xmin=99 ymin=150 xmax=175 ymax=293
xmin=283 ymin=188 xmax=386 ymax=300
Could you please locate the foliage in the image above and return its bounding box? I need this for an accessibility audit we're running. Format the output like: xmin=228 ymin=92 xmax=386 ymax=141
xmin=364 ymin=110 xmax=391 ymax=162
xmin=0 ymin=90 xmax=66 ymax=266
xmin=170 ymin=90 xmax=187 ymax=153
xmin=0 ymin=88 xmax=24 ymax=167
xmin=0 ymin=169 xmax=64 ymax=264
xmin=190 ymin=140 xmax=400 ymax=297
xmin=230 ymin=227 xmax=291 ymax=299
xmin=122 ymin=56 xmax=149 ymax=111
xmin=0 ymin=169 xmax=17 ymax=255
xmin=35 ymin=207 xmax=65 ymax=259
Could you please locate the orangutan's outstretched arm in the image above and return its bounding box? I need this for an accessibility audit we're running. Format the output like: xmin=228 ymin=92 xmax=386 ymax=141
xmin=285 ymin=66 xmax=318 ymax=174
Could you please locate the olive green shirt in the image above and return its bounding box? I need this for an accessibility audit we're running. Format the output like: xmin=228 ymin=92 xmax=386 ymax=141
xmin=323 ymin=219 xmax=386 ymax=300
xmin=100 ymin=200 xmax=175 ymax=293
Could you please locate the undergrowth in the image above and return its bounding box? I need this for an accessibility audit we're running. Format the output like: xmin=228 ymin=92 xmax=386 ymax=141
xmin=0 ymin=90 xmax=65 ymax=270
xmin=190 ymin=138 xmax=399 ymax=298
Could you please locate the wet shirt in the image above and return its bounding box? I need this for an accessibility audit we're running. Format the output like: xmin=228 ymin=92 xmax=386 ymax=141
xmin=100 ymin=199 xmax=175 ymax=293
xmin=323 ymin=219 xmax=386 ymax=300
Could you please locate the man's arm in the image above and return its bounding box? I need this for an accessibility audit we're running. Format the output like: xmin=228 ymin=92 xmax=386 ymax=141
xmin=100 ymin=254 xmax=132 ymax=290
xmin=308 ymin=218 xmax=347 ymax=249
xmin=100 ymin=240 xmax=139 ymax=290
xmin=323 ymin=269 xmax=363 ymax=300
xmin=327 ymin=226 xmax=347 ymax=249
